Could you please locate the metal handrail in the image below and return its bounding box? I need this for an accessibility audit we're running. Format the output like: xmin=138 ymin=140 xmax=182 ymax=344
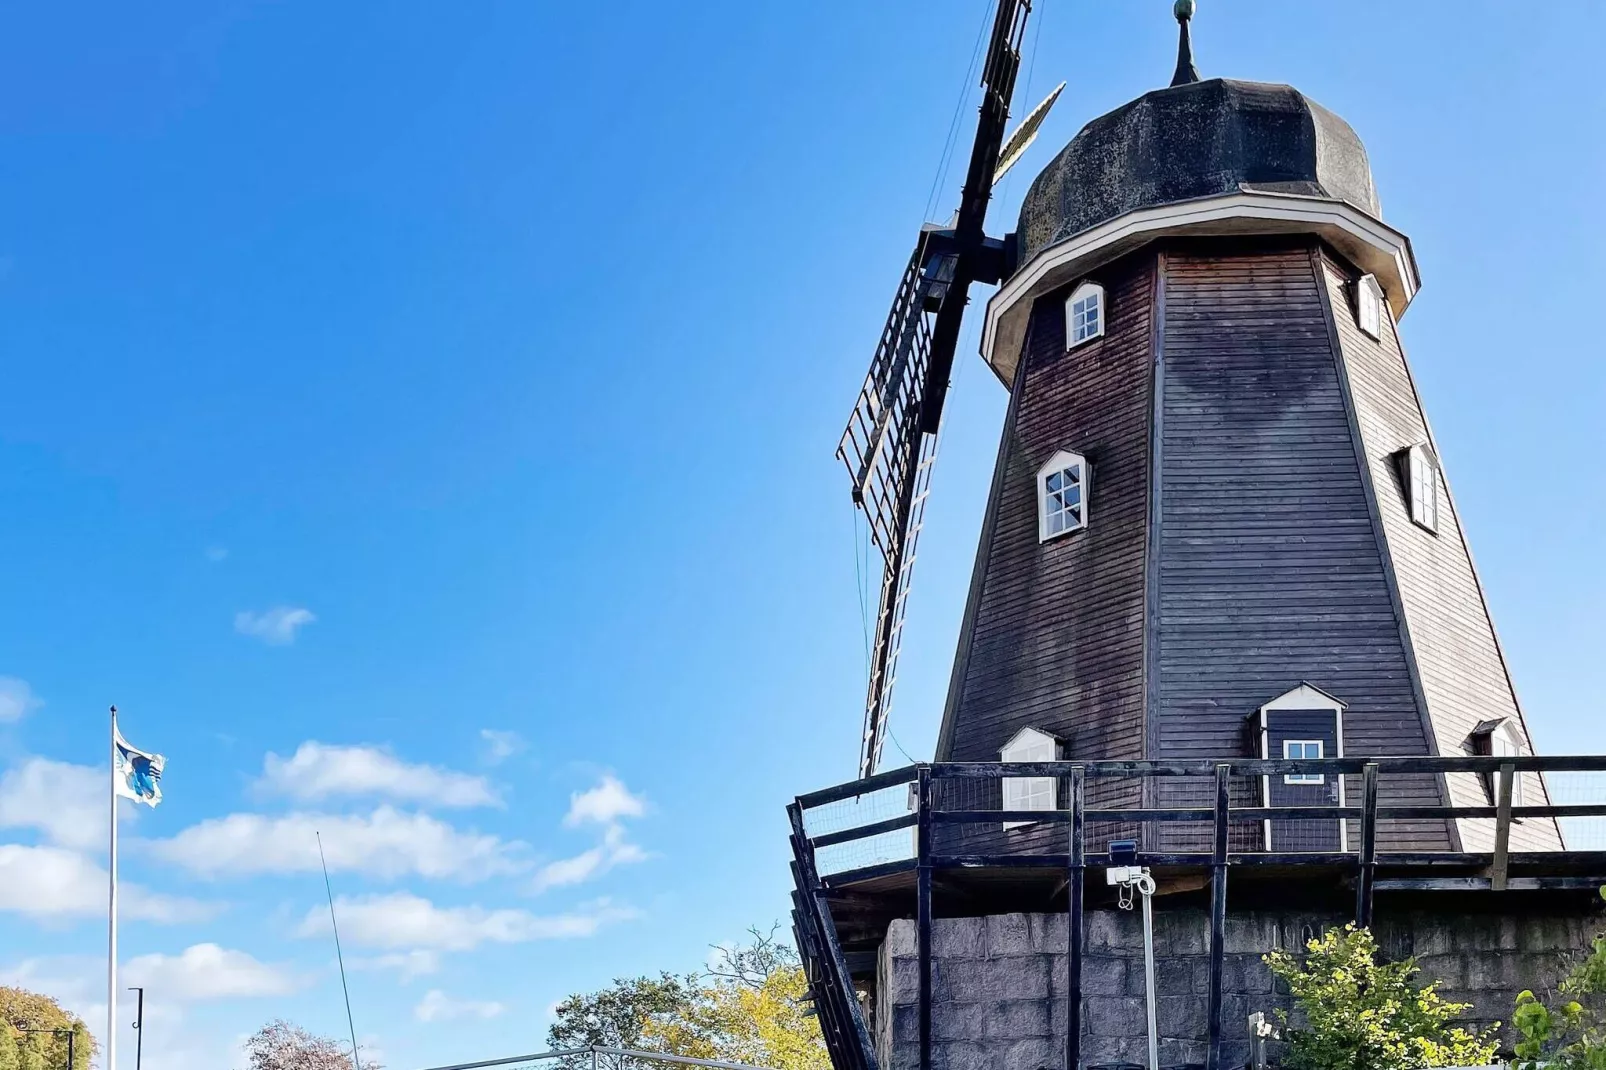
xmin=416 ymin=1046 xmax=775 ymax=1070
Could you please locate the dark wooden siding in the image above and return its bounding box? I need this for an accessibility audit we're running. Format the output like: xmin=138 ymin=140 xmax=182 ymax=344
xmin=940 ymin=252 xmax=1155 ymax=768
xmin=935 ymin=253 xmax=1155 ymax=846
xmin=1153 ymin=244 xmax=1451 ymax=850
xmin=1319 ymin=251 xmax=1563 ymax=851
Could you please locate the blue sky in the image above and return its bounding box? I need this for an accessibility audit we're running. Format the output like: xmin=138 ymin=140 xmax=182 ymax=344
xmin=0 ymin=1 xmax=1602 ymax=1068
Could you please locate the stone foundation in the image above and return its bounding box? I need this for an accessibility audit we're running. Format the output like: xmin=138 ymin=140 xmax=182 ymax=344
xmin=874 ymin=906 xmax=1599 ymax=1070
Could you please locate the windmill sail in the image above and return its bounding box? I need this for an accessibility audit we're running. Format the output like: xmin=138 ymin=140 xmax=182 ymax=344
xmin=839 ymin=0 xmax=1033 ymax=778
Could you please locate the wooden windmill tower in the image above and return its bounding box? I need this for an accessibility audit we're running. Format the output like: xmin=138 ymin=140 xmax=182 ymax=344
xmin=840 ymin=0 xmax=1560 ymax=856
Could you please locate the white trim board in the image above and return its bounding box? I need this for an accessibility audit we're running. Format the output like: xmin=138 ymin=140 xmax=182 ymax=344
xmin=981 ymin=189 xmax=1421 ymax=385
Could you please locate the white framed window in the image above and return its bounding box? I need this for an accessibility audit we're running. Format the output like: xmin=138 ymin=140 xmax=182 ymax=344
xmin=1356 ymin=274 xmax=1384 ymax=339
xmin=1001 ymin=727 xmax=1058 ymax=829
xmin=1403 ymin=442 xmax=1439 ymax=533
xmin=1492 ymin=723 xmax=1526 ymax=808
xmin=1065 ymin=281 xmax=1105 ymax=348
xmin=1037 ymin=449 xmax=1090 ymax=542
xmin=1283 ymin=740 xmax=1325 ymax=784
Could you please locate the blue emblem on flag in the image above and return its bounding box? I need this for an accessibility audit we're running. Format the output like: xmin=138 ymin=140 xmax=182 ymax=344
xmin=114 ymin=728 xmax=165 ymax=807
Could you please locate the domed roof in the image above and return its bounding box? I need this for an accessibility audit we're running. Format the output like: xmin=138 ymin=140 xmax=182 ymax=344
xmin=1017 ymin=77 xmax=1380 ymax=266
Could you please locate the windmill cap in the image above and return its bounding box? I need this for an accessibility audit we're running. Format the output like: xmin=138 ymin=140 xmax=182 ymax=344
xmin=1016 ymin=78 xmax=1380 ymax=267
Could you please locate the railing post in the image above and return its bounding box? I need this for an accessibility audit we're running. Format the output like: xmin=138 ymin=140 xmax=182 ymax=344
xmin=1492 ymin=761 xmax=1515 ymax=891
xmin=1066 ymin=765 xmax=1085 ymax=1070
xmin=1206 ymin=764 xmax=1230 ymax=1070
xmin=916 ymin=765 xmax=933 ymax=1070
xmin=1356 ymin=763 xmax=1379 ymax=927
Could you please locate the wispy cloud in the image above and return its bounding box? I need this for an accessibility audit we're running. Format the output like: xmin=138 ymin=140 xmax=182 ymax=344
xmin=0 ymin=677 xmax=42 ymax=723
xmin=145 ymin=806 xmax=524 ymax=881
xmin=204 ymin=546 xmax=229 ymax=563
xmin=532 ymin=825 xmax=647 ymax=893
xmin=299 ymin=892 xmax=637 ymax=951
xmin=0 ymin=758 xmax=106 ymax=850
xmin=563 ymin=774 xmax=645 ymax=827
xmin=0 ymin=845 xmax=215 ymax=922
xmin=351 ymin=949 xmax=440 ymax=982
xmin=478 ymin=730 xmax=525 ymax=766
xmin=234 ymin=606 xmax=315 ymax=645
xmin=123 ymin=944 xmax=300 ymax=1001
xmin=414 ymin=989 xmax=506 ymax=1023
xmin=258 ymin=742 xmax=499 ymax=808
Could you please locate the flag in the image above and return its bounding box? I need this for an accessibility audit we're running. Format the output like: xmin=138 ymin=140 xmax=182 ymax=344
xmin=114 ymin=727 xmax=164 ymax=807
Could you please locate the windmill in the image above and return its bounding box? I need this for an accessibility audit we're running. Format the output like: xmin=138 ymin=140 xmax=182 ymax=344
xmin=837 ymin=0 xmax=1063 ymax=778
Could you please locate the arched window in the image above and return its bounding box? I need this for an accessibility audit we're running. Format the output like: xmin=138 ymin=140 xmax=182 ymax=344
xmin=1037 ymin=449 xmax=1089 ymax=542
xmin=1065 ymin=281 xmax=1105 ymax=348
xmin=1355 ymin=274 xmax=1385 ymax=339
xmin=1001 ymin=726 xmax=1059 ymax=828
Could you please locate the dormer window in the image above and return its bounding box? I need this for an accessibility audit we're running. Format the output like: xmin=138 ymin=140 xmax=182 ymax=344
xmin=1470 ymin=718 xmax=1526 ymax=807
xmin=1355 ymin=274 xmax=1384 ymax=339
xmin=1000 ymin=726 xmax=1059 ymax=828
xmin=1037 ymin=450 xmax=1089 ymax=542
xmin=1065 ymin=281 xmax=1105 ymax=348
xmin=1397 ymin=442 xmax=1440 ymax=533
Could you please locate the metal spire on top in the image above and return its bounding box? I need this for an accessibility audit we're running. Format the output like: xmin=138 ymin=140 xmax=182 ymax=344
xmin=1171 ymin=0 xmax=1201 ymax=86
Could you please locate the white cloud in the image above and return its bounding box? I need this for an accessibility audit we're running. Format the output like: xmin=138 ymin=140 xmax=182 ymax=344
xmin=299 ymin=892 xmax=636 ymax=951
xmin=414 ymin=989 xmax=506 ymax=1023
xmin=0 ymin=677 xmax=42 ymax=723
xmin=0 ymin=758 xmax=105 ymax=849
xmin=146 ymin=806 xmax=524 ymax=881
xmin=563 ymin=774 xmax=645 ymax=827
xmin=123 ymin=944 xmax=299 ymax=1001
xmin=532 ymin=824 xmax=647 ymax=893
xmin=234 ymin=606 xmax=315 ymax=645
xmin=258 ymin=742 xmax=499 ymax=808
xmin=0 ymin=845 xmax=214 ymax=923
xmin=478 ymin=730 xmax=524 ymax=766
xmin=351 ymin=949 xmax=440 ymax=982
xmin=205 ymin=546 xmax=229 ymax=562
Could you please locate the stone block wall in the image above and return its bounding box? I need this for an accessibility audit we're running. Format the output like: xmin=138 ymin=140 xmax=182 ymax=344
xmin=873 ymin=906 xmax=1597 ymax=1070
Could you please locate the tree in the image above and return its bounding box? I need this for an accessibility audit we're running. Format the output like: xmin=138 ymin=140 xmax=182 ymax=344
xmin=1513 ymin=889 xmax=1606 ymax=1070
xmin=547 ymin=926 xmax=829 ymax=1070
xmin=0 ymin=987 xmax=95 ymax=1070
xmin=1264 ymin=924 xmax=1498 ymax=1070
xmin=241 ymin=1021 xmax=382 ymax=1070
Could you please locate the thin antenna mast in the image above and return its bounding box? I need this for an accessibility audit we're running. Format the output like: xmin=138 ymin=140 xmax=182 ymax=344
xmin=317 ymin=832 xmax=364 ymax=1070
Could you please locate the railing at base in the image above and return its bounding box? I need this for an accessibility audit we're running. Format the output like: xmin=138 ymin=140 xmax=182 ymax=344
xmin=416 ymin=1045 xmax=776 ymax=1070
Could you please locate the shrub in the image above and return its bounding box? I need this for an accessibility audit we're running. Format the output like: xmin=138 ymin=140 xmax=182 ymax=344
xmin=1264 ymin=923 xmax=1498 ymax=1070
xmin=1512 ymin=890 xmax=1606 ymax=1070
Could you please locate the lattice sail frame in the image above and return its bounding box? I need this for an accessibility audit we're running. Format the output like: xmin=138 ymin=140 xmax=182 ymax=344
xmin=838 ymin=237 xmax=952 ymax=778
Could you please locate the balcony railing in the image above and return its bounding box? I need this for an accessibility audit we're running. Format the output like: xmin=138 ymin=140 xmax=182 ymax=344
xmin=787 ymin=755 xmax=1606 ymax=1070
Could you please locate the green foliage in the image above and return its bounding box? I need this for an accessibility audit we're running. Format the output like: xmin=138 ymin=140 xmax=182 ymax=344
xmin=1264 ymin=924 xmax=1499 ymax=1070
xmin=547 ymin=925 xmax=829 ymax=1070
xmin=1512 ymin=888 xmax=1606 ymax=1070
xmin=0 ymin=987 xmax=96 ymax=1070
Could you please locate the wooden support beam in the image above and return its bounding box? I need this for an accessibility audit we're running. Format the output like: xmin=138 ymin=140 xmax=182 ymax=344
xmin=1207 ymin=764 xmax=1230 ymax=1070
xmin=1356 ymin=763 xmax=1379 ymax=928
xmin=1492 ymin=761 xmax=1515 ymax=892
xmin=1067 ymin=766 xmax=1085 ymax=1070
xmin=1375 ymin=876 xmax=1606 ymax=892
xmin=916 ymin=766 xmax=933 ymax=1070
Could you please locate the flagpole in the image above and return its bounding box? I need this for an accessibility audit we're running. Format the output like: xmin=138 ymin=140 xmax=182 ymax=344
xmin=109 ymin=704 xmax=119 ymax=1070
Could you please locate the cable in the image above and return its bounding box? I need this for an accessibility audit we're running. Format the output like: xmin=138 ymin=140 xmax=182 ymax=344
xmin=923 ymin=0 xmax=995 ymax=223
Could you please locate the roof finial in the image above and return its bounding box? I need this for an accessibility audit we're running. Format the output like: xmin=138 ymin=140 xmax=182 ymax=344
xmin=1171 ymin=0 xmax=1201 ymax=87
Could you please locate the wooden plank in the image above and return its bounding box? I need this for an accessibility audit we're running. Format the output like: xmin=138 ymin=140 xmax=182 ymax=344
xmin=916 ymin=767 xmax=933 ymax=1070
xmin=796 ymin=764 xmax=919 ymax=809
xmin=1356 ymin=763 xmax=1379 ymax=927
xmin=1207 ymin=765 xmax=1230 ymax=1070
xmin=1491 ymin=761 xmax=1515 ymax=891
xmin=811 ymin=812 xmax=918 ymax=848
xmin=1068 ymin=767 xmax=1086 ymax=1070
